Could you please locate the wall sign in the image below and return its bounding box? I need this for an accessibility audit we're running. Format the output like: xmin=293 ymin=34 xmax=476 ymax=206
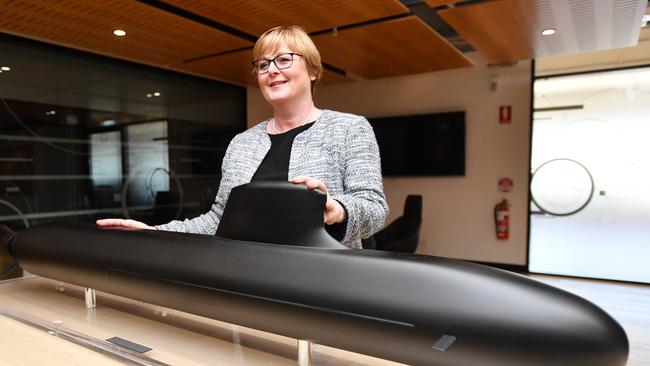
xmin=498 ymin=177 xmax=514 ymax=193
xmin=499 ymin=105 xmax=512 ymax=124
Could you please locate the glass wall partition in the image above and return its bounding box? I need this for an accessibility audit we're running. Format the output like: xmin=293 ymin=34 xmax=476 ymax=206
xmin=529 ymin=66 xmax=650 ymax=283
xmin=0 ymin=35 xmax=246 ymax=270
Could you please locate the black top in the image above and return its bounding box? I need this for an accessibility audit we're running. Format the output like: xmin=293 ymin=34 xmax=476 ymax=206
xmin=251 ymin=121 xmax=347 ymax=241
xmin=251 ymin=122 xmax=315 ymax=181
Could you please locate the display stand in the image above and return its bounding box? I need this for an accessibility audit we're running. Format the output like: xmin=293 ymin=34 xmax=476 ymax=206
xmin=85 ymin=288 xmax=96 ymax=308
xmin=298 ymin=339 xmax=312 ymax=366
xmin=0 ymin=276 xmax=403 ymax=365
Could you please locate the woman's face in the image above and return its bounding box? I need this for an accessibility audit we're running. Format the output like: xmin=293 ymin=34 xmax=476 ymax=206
xmin=256 ymin=43 xmax=314 ymax=106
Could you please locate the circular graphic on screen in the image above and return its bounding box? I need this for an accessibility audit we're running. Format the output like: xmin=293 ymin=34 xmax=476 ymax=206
xmin=530 ymin=158 xmax=594 ymax=216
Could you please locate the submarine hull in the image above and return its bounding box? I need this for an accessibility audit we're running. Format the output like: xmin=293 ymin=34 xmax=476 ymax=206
xmin=5 ymin=224 xmax=629 ymax=366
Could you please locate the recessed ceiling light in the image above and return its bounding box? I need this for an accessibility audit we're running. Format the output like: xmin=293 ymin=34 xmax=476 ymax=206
xmin=113 ymin=29 xmax=127 ymax=37
xmin=541 ymin=28 xmax=556 ymax=36
xmin=45 ymin=110 xmax=56 ymax=115
xmin=0 ymin=66 xmax=9 ymax=71
xmin=153 ymin=92 xmax=161 ymax=97
xmin=146 ymin=93 xmax=153 ymax=98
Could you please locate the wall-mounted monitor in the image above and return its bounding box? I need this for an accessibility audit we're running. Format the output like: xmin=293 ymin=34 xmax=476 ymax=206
xmin=368 ymin=111 xmax=465 ymax=176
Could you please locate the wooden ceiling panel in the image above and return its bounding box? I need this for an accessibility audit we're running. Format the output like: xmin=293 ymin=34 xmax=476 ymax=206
xmin=438 ymin=1 xmax=539 ymax=64
xmin=439 ymin=0 xmax=647 ymax=64
xmin=320 ymin=70 xmax=354 ymax=85
xmin=161 ymin=0 xmax=409 ymax=35
xmin=425 ymin=0 xmax=459 ymax=7
xmin=0 ymin=0 xmax=252 ymax=68
xmin=177 ymin=50 xmax=258 ymax=86
xmin=177 ymin=50 xmax=352 ymax=86
xmin=312 ymin=16 xmax=473 ymax=79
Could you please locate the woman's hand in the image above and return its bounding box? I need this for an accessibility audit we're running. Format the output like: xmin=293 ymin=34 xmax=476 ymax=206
xmin=95 ymin=218 xmax=154 ymax=230
xmin=292 ymin=176 xmax=346 ymax=224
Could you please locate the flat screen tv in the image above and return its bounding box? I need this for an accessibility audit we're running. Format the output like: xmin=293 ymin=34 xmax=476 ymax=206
xmin=368 ymin=111 xmax=465 ymax=176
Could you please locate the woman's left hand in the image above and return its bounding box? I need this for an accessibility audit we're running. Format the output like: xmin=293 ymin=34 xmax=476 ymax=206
xmin=292 ymin=176 xmax=346 ymax=224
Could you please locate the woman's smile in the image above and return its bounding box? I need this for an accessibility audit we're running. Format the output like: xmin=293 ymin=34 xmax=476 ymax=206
xmin=269 ymin=79 xmax=288 ymax=87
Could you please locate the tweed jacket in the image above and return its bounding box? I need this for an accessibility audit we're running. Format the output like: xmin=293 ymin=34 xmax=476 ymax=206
xmin=155 ymin=109 xmax=389 ymax=248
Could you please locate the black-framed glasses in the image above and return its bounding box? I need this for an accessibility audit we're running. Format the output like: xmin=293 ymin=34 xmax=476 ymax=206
xmin=251 ymin=52 xmax=302 ymax=76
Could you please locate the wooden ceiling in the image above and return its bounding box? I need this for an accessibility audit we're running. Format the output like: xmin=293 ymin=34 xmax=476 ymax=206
xmin=177 ymin=49 xmax=257 ymax=87
xmin=0 ymin=0 xmax=473 ymax=86
xmin=160 ymin=0 xmax=409 ymax=34
xmin=0 ymin=0 xmax=646 ymax=86
xmin=425 ymin=0 xmax=459 ymax=7
xmin=438 ymin=0 xmax=648 ymax=64
xmin=0 ymin=0 xmax=252 ymax=68
xmin=313 ymin=16 xmax=473 ymax=79
xmin=175 ymin=47 xmax=355 ymax=86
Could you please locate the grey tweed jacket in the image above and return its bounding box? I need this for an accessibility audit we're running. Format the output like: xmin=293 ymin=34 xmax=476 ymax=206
xmin=155 ymin=109 xmax=388 ymax=249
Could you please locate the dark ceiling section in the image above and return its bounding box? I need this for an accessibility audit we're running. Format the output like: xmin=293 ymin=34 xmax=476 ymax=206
xmin=407 ymin=1 xmax=475 ymax=53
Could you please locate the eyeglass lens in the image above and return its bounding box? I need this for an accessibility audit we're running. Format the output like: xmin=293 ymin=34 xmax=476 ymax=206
xmin=254 ymin=53 xmax=295 ymax=74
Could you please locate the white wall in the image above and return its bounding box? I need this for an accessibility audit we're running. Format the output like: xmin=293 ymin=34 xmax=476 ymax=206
xmin=247 ymin=54 xmax=532 ymax=265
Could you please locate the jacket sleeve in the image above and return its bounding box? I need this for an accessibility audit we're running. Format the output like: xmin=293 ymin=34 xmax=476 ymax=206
xmin=154 ymin=136 xmax=238 ymax=235
xmin=332 ymin=118 xmax=389 ymax=244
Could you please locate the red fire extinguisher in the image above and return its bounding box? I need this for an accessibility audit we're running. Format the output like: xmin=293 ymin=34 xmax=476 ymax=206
xmin=495 ymin=199 xmax=510 ymax=240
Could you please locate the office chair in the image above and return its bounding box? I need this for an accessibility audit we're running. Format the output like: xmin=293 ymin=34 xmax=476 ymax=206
xmin=362 ymin=195 xmax=422 ymax=253
xmin=152 ymin=191 xmax=180 ymax=225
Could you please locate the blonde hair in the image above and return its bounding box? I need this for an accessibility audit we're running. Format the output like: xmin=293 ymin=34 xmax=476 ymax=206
xmin=253 ymin=26 xmax=323 ymax=92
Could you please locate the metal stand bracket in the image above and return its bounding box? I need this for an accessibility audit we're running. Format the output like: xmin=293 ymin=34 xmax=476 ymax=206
xmin=298 ymin=339 xmax=312 ymax=366
xmin=85 ymin=287 xmax=96 ymax=308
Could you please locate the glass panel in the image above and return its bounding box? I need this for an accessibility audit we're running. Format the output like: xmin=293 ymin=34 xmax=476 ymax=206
xmin=0 ymin=35 xmax=246 ymax=278
xmin=125 ymin=121 xmax=169 ymax=208
xmin=90 ymin=130 xmax=122 ymax=188
xmin=530 ymin=66 xmax=650 ymax=283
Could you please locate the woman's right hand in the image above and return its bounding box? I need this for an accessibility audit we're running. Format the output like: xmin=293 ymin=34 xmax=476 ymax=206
xmin=95 ymin=218 xmax=154 ymax=230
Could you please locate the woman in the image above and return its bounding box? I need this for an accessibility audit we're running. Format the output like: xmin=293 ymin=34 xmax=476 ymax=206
xmin=97 ymin=25 xmax=388 ymax=249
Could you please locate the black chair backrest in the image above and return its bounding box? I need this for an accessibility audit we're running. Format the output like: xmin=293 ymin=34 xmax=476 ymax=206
xmin=403 ymin=195 xmax=422 ymax=217
xmin=366 ymin=194 xmax=422 ymax=253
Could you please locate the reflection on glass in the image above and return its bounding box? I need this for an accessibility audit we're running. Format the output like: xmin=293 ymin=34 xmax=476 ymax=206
xmin=531 ymin=158 xmax=593 ymax=216
xmin=90 ymin=131 xmax=122 ymax=188
xmin=125 ymin=121 xmax=169 ymax=207
xmin=0 ymin=35 xmax=246 ymax=262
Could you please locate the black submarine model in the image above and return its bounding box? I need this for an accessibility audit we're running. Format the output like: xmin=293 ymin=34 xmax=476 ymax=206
xmin=0 ymin=182 xmax=629 ymax=366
